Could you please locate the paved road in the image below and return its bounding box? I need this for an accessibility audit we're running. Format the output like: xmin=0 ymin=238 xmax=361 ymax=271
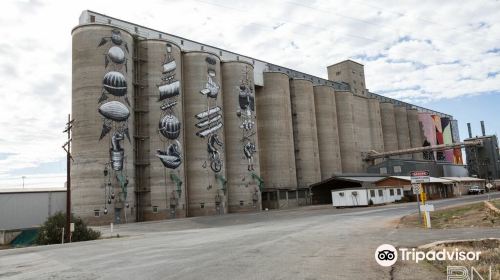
xmin=1 ymin=193 xmax=499 ymax=280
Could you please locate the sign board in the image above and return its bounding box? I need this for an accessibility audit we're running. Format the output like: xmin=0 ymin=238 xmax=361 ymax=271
xmin=420 ymin=204 xmax=434 ymax=212
xmin=486 ymin=183 xmax=493 ymax=189
xmin=70 ymin=223 xmax=75 ymax=232
xmin=412 ymin=184 xmax=421 ymax=195
xmin=410 ymin=170 xmax=430 ymax=184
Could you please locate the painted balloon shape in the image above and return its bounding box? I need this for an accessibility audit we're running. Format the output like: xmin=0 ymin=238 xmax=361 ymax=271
xmin=98 ymin=101 xmax=130 ymax=122
xmin=159 ymin=114 xmax=181 ymax=139
xmin=108 ymin=46 xmax=125 ymax=64
xmin=103 ymin=71 xmax=127 ymax=96
xmin=111 ymin=29 xmax=123 ymax=45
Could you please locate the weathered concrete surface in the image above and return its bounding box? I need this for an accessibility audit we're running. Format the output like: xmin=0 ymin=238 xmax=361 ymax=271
xmin=1 ymin=193 xmax=499 ymax=280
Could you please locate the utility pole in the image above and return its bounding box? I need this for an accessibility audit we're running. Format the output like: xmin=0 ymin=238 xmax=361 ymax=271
xmin=22 ymin=176 xmax=26 ymax=189
xmin=63 ymin=114 xmax=74 ymax=243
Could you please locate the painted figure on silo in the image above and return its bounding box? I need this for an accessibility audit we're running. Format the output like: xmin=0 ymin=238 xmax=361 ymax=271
xmin=97 ymin=29 xmax=131 ymax=222
xmin=237 ymin=66 xmax=256 ymax=171
xmin=156 ymin=43 xmax=183 ymax=216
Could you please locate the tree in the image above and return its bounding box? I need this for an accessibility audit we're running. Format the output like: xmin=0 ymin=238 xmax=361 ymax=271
xmin=36 ymin=212 xmax=100 ymax=245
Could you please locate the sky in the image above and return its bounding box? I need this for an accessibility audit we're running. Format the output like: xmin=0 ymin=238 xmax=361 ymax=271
xmin=0 ymin=0 xmax=499 ymax=189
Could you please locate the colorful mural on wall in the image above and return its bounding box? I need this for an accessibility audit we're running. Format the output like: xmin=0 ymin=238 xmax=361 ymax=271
xmin=432 ymin=115 xmax=445 ymax=161
xmin=156 ymin=43 xmax=182 ymax=170
xmin=441 ymin=117 xmax=454 ymax=163
xmin=418 ymin=113 xmax=436 ymax=160
xmin=195 ymin=56 xmax=224 ymax=173
xmin=97 ymin=29 xmax=131 ymax=218
xmin=450 ymin=119 xmax=463 ymax=164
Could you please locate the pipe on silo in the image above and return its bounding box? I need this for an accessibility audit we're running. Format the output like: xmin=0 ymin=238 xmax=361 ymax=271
xmin=394 ymin=106 xmax=411 ymax=159
xmin=480 ymin=121 xmax=486 ymax=136
xmin=221 ymin=61 xmax=261 ymax=213
xmin=71 ymin=25 xmax=136 ymax=225
xmin=183 ymin=51 xmax=227 ymax=217
xmin=138 ymin=39 xmax=186 ymax=220
xmin=335 ymin=91 xmax=362 ymax=173
xmin=379 ymin=102 xmax=399 ymax=153
xmin=313 ymin=85 xmax=342 ymax=179
xmin=467 ymin=123 xmax=472 ymax=138
xmin=256 ymin=72 xmax=297 ymax=190
xmin=290 ymin=79 xmax=321 ymax=187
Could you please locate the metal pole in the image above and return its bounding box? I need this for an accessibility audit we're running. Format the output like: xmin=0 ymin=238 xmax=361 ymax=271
xmin=65 ymin=114 xmax=72 ymax=243
xmin=416 ymin=189 xmax=422 ymax=224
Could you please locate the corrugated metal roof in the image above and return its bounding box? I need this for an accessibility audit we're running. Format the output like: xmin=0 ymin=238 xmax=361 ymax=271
xmin=441 ymin=177 xmax=486 ymax=182
xmin=337 ymin=176 xmax=386 ymax=183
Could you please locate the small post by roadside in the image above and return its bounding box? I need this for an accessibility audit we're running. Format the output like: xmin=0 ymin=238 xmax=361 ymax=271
xmin=410 ymin=171 xmax=430 ymax=226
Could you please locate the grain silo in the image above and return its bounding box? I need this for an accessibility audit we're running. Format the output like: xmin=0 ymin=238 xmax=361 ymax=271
xmin=256 ymin=72 xmax=297 ymax=190
xmin=221 ymin=61 xmax=261 ymax=212
xmin=379 ymin=102 xmax=399 ymax=153
xmin=352 ymin=96 xmax=372 ymax=170
xmin=407 ymin=109 xmax=423 ymax=160
xmin=313 ymin=85 xmax=342 ymax=179
xmin=335 ymin=90 xmax=361 ymax=172
xmin=72 ymin=25 xmax=135 ymax=224
xmin=137 ymin=39 xmax=186 ymax=220
xmin=183 ymin=51 xmax=227 ymax=216
xmin=367 ymin=98 xmax=385 ymax=153
xmin=290 ymin=79 xmax=321 ymax=188
xmin=394 ymin=106 xmax=411 ymax=159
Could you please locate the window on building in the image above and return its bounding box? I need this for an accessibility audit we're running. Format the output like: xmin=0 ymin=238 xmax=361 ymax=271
xmin=397 ymin=189 xmax=401 ymax=195
xmin=390 ymin=189 xmax=394 ymax=196
xmin=378 ymin=190 xmax=383 ymax=197
xmin=339 ymin=192 xmax=344 ymax=197
xmin=90 ymin=15 xmax=95 ymax=22
xmin=380 ymin=167 xmax=388 ymax=174
xmin=200 ymin=203 xmax=204 ymax=209
xmin=94 ymin=209 xmax=100 ymax=217
xmin=370 ymin=190 xmax=375 ymax=197
xmin=239 ymin=200 xmax=244 ymax=206
xmin=336 ymin=71 xmax=341 ymax=76
xmin=153 ymin=206 xmax=159 ymax=213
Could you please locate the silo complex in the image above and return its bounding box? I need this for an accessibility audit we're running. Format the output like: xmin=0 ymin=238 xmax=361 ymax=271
xmin=407 ymin=109 xmax=423 ymax=159
xmin=221 ymin=61 xmax=261 ymax=212
xmin=313 ymin=85 xmax=342 ymax=179
xmin=72 ymin=25 xmax=135 ymax=224
xmin=256 ymin=72 xmax=297 ymax=189
xmin=335 ymin=91 xmax=361 ymax=172
xmin=380 ymin=102 xmax=399 ymax=153
xmin=394 ymin=106 xmax=411 ymax=159
xmin=183 ymin=51 xmax=227 ymax=216
xmin=137 ymin=40 xmax=186 ymax=220
xmin=71 ymin=12 xmax=461 ymax=221
xmin=290 ymin=79 xmax=321 ymax=188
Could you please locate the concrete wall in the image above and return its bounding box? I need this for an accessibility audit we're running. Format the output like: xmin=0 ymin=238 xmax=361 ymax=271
xmin=0 ymin=191 xmax=66 ymax=230
xmin=72 ymin=25 xmax=136 ymax=225
xmin=256 ymin=72 xmax=297 ymax=189
xmin=379 ymin=102 xmax=399 ymax=153
xmin=290 ymin=79 xmax=321 ymax=188
xmin=394 ymin=106 xmax=411 ymax=159
xmin=313 ymin=85 xmax=342 ymax=179
xmin=407 ymin=109 xmax=423 ymax=160
xmin=138 ymin=40 xmax=187 ymax=220
xmin=183 ymin=51 xmax=227 ymax=216
xmin=221 ymin=61 xmax=261 ymax=212
xmin=335 ymin=91 xmax=362 ymax=172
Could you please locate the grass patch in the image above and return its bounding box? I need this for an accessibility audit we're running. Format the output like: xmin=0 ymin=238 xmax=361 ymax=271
xmin=400 ymin=202 xmax=500 ymax=229
xmin=423 ymin=239 xmax=499 ymax=279
xmin=491 ymin=199 xmax=500 ymax=209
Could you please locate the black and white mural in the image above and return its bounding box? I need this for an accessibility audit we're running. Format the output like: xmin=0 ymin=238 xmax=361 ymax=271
xmin=237 ymin=66 xmax=256 ymax=171
xmin=156 ymin=44 xmax=182 ymax=170
xmin=196 ymin=57 xmax=224 ymax=173
xmin=97 ymin=29 xmax=131 ymax=220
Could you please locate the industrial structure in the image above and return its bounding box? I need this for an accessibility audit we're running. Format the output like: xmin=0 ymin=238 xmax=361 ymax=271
xmin=71 ymin=11 xmax=466 ymax=224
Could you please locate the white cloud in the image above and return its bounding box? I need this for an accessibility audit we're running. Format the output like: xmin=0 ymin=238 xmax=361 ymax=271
xmin=0 ymin=0 xmax=499 ymax=186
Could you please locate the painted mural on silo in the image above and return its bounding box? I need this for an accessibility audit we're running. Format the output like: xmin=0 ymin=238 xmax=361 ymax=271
xmin=418 ymin=113 xmax=436 ymax=160
xmin=441 ymin=117 xmax=454 ymax=163
xmin=451 ymin=119 xmax=463 ymax=164
xmin=432 ymin=115 xmax=445 ymax=161
xmin=97 ymin=29 xmax=132 ymax=220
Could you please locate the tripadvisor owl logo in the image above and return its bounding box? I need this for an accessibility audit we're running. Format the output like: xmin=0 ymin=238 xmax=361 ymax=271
xmin=375 ymin=244 xmax=398 ymax=267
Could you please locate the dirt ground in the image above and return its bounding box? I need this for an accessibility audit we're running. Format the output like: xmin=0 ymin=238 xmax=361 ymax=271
xmin=399 ymin=201 xmax=500 ymax=229
xmin=422 ymin=239 xmax=500 ymax=279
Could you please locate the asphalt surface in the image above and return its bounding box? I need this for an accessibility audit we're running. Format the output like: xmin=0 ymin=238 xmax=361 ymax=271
xmin=1 ymin=193 xmax=499 ymax=280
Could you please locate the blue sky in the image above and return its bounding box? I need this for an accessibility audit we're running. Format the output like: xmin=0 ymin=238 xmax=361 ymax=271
xmin=0 ymin=0 xmax=499 ymax=188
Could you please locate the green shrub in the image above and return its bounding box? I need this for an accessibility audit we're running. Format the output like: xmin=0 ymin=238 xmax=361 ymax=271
xmin=36 ymin=212 xmax=100 ymax=245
